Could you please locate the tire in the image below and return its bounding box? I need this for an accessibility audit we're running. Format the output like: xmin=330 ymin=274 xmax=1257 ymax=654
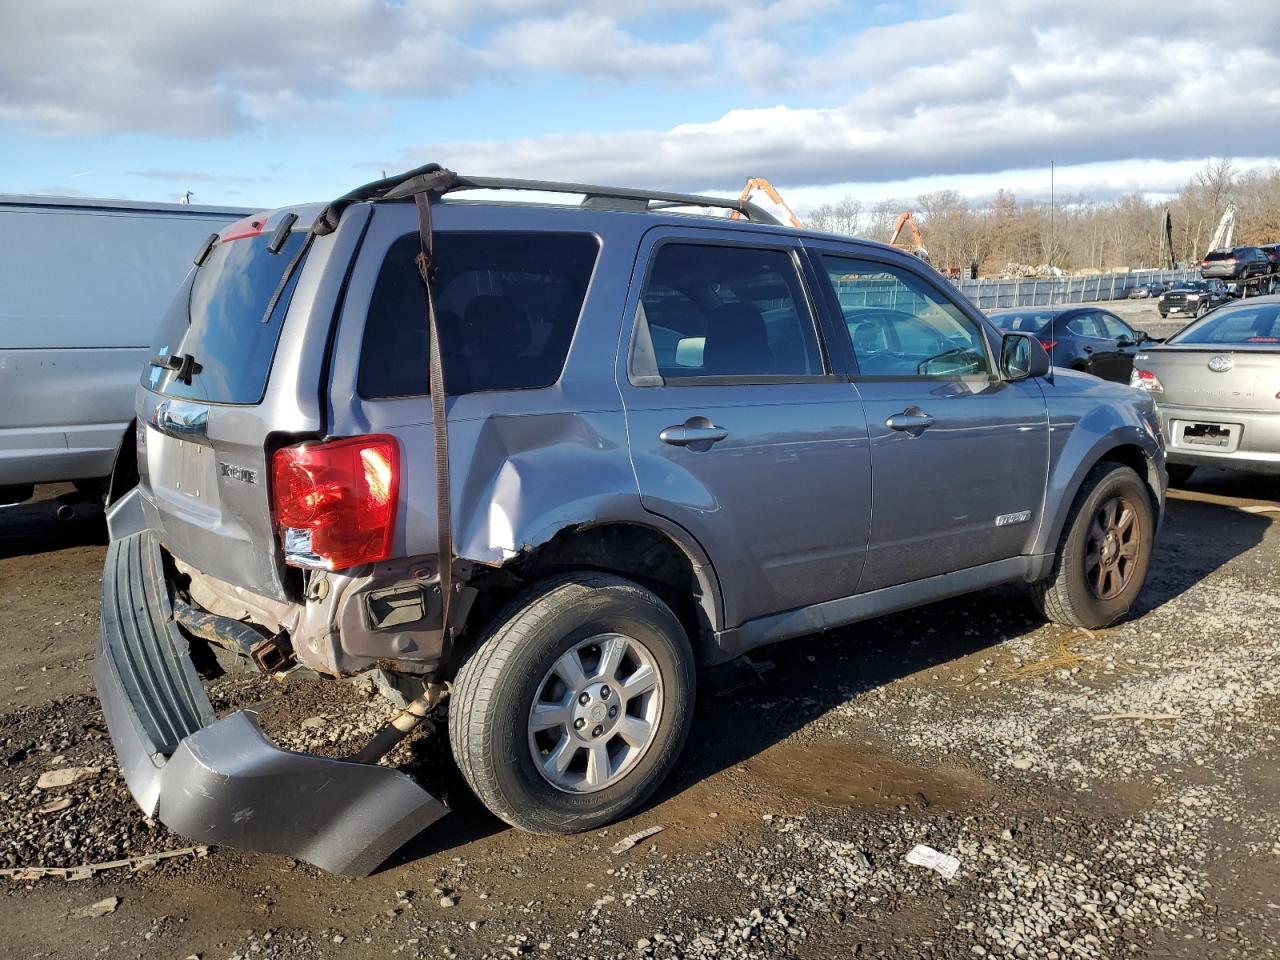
xmin=449 ymin=572 xmax=695 ymax=834
xmin=1031 ymin=463 xmax=1155 ymax=629
xmin=1166 ymin=464 xmax=1196 ymax=487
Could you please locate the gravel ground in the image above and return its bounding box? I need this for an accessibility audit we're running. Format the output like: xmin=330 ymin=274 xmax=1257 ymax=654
xmin=0 ymin=469 xmax=1277 ymax=959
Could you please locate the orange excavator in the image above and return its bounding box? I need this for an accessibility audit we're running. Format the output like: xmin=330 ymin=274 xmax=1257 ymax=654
xmin=730 ymin=178 xmax=804 ymax=229
xmin=888 ymin=211 xmax=929 ymax=262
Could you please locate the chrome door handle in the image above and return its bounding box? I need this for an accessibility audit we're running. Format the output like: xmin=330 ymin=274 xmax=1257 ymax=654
xmin=885 ymin=408 xmax=935 ymax=435
xmin=660 ymin=418 xmax=728 ymax=448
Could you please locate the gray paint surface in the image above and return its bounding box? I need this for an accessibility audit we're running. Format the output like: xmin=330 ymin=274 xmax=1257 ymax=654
xmin=0 ymin=195 xmax=248 ymax=487
xmin=99 ymin=188 xmax=1168 ymax=871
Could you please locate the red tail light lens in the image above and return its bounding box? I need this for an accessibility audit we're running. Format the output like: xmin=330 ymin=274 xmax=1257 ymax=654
xmin=221 ymin=211 xmax=271 ymax=242
xmin=271 ymin=435 xmax=399 ymax=570
xmin=1038 ymin=339 xmax=1057 ymax=351
xmin=1129 ymin=368 xmax=1164 ymax=393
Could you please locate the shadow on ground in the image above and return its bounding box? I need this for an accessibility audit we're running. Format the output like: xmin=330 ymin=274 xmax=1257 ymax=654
xmin=386 ymin=484 xmax=1273 ymax=869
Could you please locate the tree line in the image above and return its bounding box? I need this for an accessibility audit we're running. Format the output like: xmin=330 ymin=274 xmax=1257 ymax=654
xmin=803 ymin=160 xmax=1280 ymax=276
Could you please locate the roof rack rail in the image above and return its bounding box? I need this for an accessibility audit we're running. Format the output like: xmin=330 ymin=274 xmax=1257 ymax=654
xmin=445 ymin=175 xmax=783 ymax=226
xmin=315 ymin=164 xmax=785 ymax=235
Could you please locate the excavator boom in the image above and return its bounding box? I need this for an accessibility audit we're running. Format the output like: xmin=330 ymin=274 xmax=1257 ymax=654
xmin=888 ymin=211 xmax=929 ymax=261
xmin=731 ymin=178 xmax=804 ymax=229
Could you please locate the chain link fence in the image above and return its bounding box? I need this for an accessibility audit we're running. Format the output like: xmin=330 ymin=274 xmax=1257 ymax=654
xmin=953 ymin=268 xmax=1200 ymax=311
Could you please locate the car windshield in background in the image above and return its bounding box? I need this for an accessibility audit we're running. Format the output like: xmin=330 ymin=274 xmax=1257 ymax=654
xmin=145 ymin=231 xmax=308 ymax=404
xmin=990 ymin=312 xmax=1051 ymax=334
xmin=1169 ymin=303 xmax=1280 ymax=345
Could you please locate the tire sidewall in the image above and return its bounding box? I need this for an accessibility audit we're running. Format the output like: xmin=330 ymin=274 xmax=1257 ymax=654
xmin=467 ymin=579 xmax=694 ymax=831
xmin=1061 ymin=467 xmax=1155 ymax=626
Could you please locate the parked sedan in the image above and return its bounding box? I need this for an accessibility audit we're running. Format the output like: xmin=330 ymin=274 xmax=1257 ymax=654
xmin=1157 ymin=279 xmax=1232 ymax=319
xmin=1128 ymin=281 xmax=1166 ymax=299
xmin=1131 ymin=295 xmax=1280 ymax=483
xmin=987 ymin=306 xmax=1153 ymax=382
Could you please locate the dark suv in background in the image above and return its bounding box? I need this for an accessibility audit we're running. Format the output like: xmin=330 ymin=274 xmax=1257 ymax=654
xmin=95 ymin=166 xmax=1167 ymax=876
xmin=1201 ymin=246 xmax=1270 ymax=283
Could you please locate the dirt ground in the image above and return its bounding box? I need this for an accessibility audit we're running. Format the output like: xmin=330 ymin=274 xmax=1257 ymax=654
xmin=1 ymin=457 xmax=1277 ymax=959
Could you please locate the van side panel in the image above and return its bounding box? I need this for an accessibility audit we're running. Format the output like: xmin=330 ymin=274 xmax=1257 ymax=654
xmin=0 ymin=200 xmax=244 ymax=486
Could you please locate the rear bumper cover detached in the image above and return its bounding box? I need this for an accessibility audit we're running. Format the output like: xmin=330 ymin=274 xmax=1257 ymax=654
xmin=94 ymin=531 xmax=448 ymax=876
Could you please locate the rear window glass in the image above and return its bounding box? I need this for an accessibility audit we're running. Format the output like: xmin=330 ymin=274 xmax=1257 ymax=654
xmin=989 ymin=312 xmax=1050 ymax=333
xmin=1170 ymin=304 xmax=1280 ymax=344
xmin=144 ymin=231 xmax=307 ymax=404
xmin=1202 ymin=251 xmax=1233 ymax=262
xmin=358 ymin=232 xmax=598 ymax=398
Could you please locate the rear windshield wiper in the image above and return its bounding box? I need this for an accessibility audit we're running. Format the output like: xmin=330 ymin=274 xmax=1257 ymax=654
xmin=150 ymin=351 xmax=203 ymax=385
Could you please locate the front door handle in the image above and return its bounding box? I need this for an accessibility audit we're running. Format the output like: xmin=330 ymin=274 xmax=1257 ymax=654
xmin=660 ymin=417 xmax=729 ymax=449
xmin=885 ymin=407 xmax=935 ymax=436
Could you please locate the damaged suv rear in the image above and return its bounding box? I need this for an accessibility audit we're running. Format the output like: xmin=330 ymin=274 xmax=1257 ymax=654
xmin=98 ymin=166 xmax=1166 ymax=875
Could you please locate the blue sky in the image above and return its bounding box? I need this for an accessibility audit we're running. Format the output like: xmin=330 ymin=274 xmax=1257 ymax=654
xmin=2 ymin=1 xmax=1278 ymax=214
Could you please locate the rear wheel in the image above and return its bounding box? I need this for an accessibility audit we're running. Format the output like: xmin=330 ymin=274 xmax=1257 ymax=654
xmin=1166 ymin=464 xmax=1196 ymax=487
xmin=1032 ymin=463 xmax=1155 ymax=629
xmin=449 ymin=572 xmax=695 ymax=834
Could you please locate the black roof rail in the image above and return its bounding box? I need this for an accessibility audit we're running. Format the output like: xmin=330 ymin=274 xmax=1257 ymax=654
xmin=446 ymin=175 xmax=783 ymax=226
xmin=315 ymin=164 xmax=784 ymax=233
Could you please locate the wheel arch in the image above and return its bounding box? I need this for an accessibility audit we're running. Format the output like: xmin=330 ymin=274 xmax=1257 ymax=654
xmin=1035 ymin=433 xmax=1164 ymax=559
xmin=456 ymin=519 xmax=724 ymax=670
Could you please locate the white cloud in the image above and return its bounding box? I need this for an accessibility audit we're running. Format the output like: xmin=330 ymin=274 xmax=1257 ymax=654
xmin=3 ymin=0 xmax=1279 ymax=208
xmin=403 ymin=0 xmax=1280 ymax=194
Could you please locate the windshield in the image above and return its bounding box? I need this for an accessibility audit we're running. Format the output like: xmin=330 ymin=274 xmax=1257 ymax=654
xmin=1169 ymin=303 xmax=1280 ymax=345
xmin=989 ymin=312 xmax=1051 ymax=334
xmin=144 ymin=230 xmax=307 ymax=404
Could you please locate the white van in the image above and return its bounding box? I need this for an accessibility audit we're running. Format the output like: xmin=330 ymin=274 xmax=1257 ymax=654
xmin=0 ymin=195 xmax=248 ymax=504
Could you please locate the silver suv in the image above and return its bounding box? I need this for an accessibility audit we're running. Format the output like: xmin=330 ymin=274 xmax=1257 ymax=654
xmin=97 ymin=166 xmax=1167 ymax=876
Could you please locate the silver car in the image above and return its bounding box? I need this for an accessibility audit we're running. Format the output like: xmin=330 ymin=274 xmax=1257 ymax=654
xmin=1131 ymin=294 xmax=1280 ymax=482
xmin=96 ymin=165 xmax=1166 ymax=876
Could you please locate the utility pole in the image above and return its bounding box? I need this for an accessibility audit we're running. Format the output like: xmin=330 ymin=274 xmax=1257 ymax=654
xmin=1049 ymin=160 xmax=1055 ymax=270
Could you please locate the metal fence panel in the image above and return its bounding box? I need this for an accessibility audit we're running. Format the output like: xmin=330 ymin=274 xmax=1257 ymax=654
xmin=954 ymin=268 xmax=1199 ymax=312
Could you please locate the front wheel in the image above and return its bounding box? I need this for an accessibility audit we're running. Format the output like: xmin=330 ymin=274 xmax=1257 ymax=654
xmin=449 ymin=573 xmax=695 ymax=834
xmin=1031 ymin=463 xmax=1155 ymax=629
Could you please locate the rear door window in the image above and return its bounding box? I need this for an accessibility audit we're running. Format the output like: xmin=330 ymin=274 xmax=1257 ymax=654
xmin=629 ymin=243 xmax=824 ymax=382
xmin=358 ymin=232 xmax=598 ymax=397
xmin=1065 ymin=312 xmax=1106 ymax=339
xmin=145 ymin=230 xmax=307 ymax=404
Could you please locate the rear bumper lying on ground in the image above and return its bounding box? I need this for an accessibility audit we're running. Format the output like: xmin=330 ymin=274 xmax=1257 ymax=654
xmin=94 ymin=531 xmax=448 ymax=876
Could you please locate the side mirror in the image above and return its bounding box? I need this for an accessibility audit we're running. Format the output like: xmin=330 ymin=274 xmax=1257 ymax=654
xmin=1001 ymin=332 xmax=1051 ymax=381
xmin=1133 ymin=330 xmax=1149 ymax=343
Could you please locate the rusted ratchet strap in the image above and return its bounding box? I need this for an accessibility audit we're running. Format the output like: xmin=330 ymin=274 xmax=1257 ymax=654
xmin=412 ymin=188 xmax=455 ymax=639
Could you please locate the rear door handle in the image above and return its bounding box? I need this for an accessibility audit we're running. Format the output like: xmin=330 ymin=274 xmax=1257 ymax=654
xmin=885 ymin=408 xmax=935 ymax=435
xmin=660 ymin=418 xmax=728 ymax=448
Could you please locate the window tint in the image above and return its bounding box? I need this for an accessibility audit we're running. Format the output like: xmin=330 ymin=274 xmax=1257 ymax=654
xmin=820 ymin=256 xmax=991 ymax=377
xmin=145 ymin=231 xmax=307 ymax=404
xmin=1171 ymin=304 xmax=1280 ymax=344
xmin=1065 ymin=313 xmax=1105 ymax=338
xmin=990 ymin=312 xmax=1051 ymax=334
xmin=1098 ymin=313 xmax=1135 ymax=340
xmin=633 ymin=243 xmax=823 ymax=381
xmin=358 ymin=232 xmax=598 ymax=398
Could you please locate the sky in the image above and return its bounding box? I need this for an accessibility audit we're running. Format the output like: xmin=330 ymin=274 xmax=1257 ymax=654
xmin=2 ymin=0 xmax=1279 ymax=216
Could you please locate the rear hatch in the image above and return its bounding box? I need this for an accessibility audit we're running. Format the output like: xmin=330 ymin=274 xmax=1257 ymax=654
xmin=136 ymin=208 xmax=325 ymax=600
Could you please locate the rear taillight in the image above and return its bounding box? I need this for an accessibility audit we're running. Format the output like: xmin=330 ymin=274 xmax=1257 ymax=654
xmin=271 ymin=435 xmax=399 ymax=570
xmin=1038 ymin=339 xmax=1057 ymax=351
xmin=1130 ymin=368 xmax=1164 ymax=393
